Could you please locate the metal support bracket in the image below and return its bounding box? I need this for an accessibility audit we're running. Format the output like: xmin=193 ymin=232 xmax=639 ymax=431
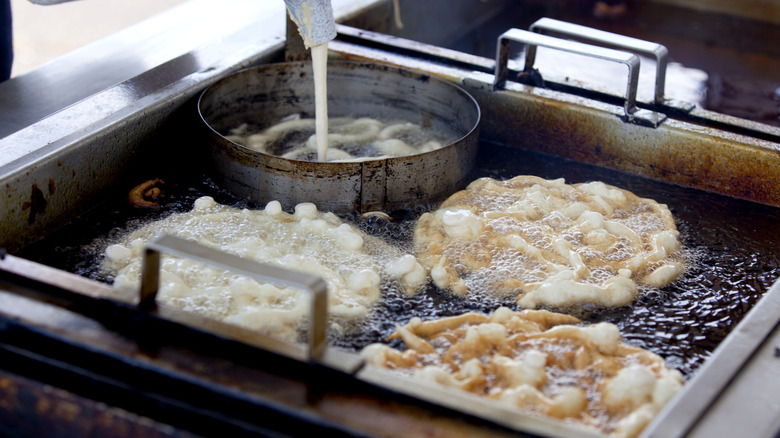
xmin=494 ymin=27 xmax=666 ymax=127
xmin=140 ymin=234 xmax=329 ymax=363
xmin=530 ymin=18 xmax=694 ymax=114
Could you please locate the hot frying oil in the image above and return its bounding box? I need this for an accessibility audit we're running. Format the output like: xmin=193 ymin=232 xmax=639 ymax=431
xmin=16 ymin=142 xmax=780 ymax=379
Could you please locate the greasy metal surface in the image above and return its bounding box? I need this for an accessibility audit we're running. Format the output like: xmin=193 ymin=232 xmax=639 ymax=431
xmin=0 ymin=241 xmax=600 ymax=438
xmin=198 ymin=61 xmax=480 ymax=213
xmin=0 ymin=30 xmax=285 ymax=256
xmin=471 ymin=80 xmax=780 ymax=207
xmin=0 ymin=248 xmax=114 ymax=300
xmin=327 ymin=33 xmax=780 ymax=207
xmin=0 ymin=370 xmax=202 ymax=438
xmin=0 ymin=280 xmax=522 ymax=438
xmin=0 ymin=251 xmax=363 ymax=375
xmin=331 ymin=22 xmax=777 ymax=138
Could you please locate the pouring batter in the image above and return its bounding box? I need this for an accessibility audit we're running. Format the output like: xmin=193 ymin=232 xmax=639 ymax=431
xmin=283 ymin=0 xmax=337 ymax=162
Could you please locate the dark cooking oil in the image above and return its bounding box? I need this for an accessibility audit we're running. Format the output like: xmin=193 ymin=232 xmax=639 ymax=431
xmin=341 ymin=141 xmax=780 ymax=378
xmin=16 ymin=141 xmax=780 ymax=379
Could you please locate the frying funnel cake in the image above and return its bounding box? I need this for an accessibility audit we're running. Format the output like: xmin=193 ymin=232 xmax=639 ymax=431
xmin=102 ymin=196 xmax=426 ymax=343
xmin=414 ymin=176 xmax=685 ymax=308
xmin=227 ymin=115 xmax=450 ymax=162
xmin=361 ymin=307 xmax=684 ymax=438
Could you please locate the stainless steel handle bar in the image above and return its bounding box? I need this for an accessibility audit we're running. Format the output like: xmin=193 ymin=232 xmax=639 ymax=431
xmin=530 ymin=17 xmax=669 ymax=104
xmin=139 ymin=234 xmax=328 ymax=362
xmin=494 ymin=27 xmax=641 ymax=121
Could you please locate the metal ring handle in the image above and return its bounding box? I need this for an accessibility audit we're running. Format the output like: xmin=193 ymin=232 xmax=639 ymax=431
xmin=493 ymin=28 xmax=641 ymax=120
xmin=530 ymin=17 xmax=668 ymax=104
xmin=139 ymin=234 xmax=329 ymax=363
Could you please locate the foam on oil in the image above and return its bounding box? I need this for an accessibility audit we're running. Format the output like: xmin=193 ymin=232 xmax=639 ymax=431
xmin=16 ymin=143 xmax=780 ymax=378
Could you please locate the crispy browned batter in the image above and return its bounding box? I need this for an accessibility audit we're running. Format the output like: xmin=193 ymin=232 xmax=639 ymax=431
xmin=127 ymin=178 xmax=165 ymax=208
xmin=413 ymin=176 xmax=685 ymax=308
xmin=362 ymin=307 xmax=684 ymax=437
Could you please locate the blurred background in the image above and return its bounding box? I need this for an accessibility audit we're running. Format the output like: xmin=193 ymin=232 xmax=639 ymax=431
xmin=10 ymin=0 xmax=186 ymax=77
xmin=6 ymin=0 xmax=780 ymax=127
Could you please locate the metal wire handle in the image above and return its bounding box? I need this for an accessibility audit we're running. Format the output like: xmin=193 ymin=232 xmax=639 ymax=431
xmin=530 ymin=17 xmax=669 ymax=104
xmin=493 ymin=27 xmax=641 ymax=121
xmin=139 ymin=234 xmax=329 ymax=363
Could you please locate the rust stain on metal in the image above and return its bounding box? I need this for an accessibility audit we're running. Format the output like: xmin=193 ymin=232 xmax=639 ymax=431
xmin=21 ymin=183 xmax=47 ymax=224
xmin=475 ymin=87 xmax=780 ymax=207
